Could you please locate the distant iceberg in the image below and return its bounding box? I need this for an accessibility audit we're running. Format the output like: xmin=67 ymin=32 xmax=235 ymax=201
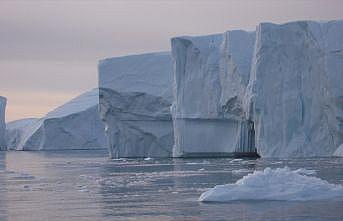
xmin=6 ymin=89 xmax=106 ymax=150
xmin=0 ymin=96 xmax=6 ymax=150
xmin=98 ymin=52 xmax=174 ymax=158
xmin=6 ymin=118 xmax=37 ymax=150
xmin=199 ymin=167 xmax=343 ymax=202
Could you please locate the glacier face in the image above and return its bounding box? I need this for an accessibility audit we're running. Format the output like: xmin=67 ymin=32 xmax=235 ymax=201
xmin=6 ymin=89 xmax=106 ymax=150
xmin=247 ymin=20 xmax=343 ymax=157
xmin=98 ymin=52 xmax=174 ymax=158
xmin=0 ymin=96 xmax=6 ymax=150
xmin=171 ymin=31 xmax=257 ymax=157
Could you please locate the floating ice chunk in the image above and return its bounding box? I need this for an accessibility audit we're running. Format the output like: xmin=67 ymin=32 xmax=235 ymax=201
xmin=185 ymin=162 xmax=201 ymax=165
xmin=294 ymin=168 xmax=317 ymax=175
xmin=229 ymin=159 xmax=243 ymax=163
xmin=199 ymin=167 xmax=343 ymax=202
xmin=232 ymin=168 xmax=251 ymax=174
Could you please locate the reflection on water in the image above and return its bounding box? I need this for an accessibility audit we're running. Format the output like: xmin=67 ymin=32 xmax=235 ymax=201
xmin=0 ymin=150 xmax=342 ymax=221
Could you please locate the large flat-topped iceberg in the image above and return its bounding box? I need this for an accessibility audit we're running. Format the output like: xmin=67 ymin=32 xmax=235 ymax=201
xmin=247 ymin=20 xmax=343 ymax=157
xmin=98 ymin=52 xmax=174 ymax=158
xmin=171 ymin=19 xmax=342 ymax=158
xmin=6 ymin=89 xmax=106 ymax=150
xmin=171 ymin=31 xmax=257 ymax=157
xmin=99 ymin=52 xmax=173 ymax=102
xmin=0 ymin=96 xmax=6 ymax=150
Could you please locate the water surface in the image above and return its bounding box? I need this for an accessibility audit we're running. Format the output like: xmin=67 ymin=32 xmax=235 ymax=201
xmin=0 ymin=150 xmax=342 ymax=221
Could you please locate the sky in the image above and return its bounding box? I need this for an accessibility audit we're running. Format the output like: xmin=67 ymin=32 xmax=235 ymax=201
xmin=1 ymin=0 xmax=342 ymax=122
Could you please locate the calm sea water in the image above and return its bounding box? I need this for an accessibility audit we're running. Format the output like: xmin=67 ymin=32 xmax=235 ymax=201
xmin=0 ymin=150 xmax=342 ymax=221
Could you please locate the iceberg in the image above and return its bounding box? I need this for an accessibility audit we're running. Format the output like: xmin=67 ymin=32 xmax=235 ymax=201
xmin=98 ymin=52 xmax=174 ymax=158
xmin=5 ymin=118 xmax=38 ymax=150
xmin=6 ymin=89 xmax=106 ymax=150
xmin=246 ymin=20 xmax=343 ymax=157
xmin=172 ymin=19 xmax=343 ymax=158
xmin=199 ymin=167 xmax=343 ymax=202
xmin=0 ymin=96 xmax=6 ymax=150
xmin=171 ymin=31 xmax=257 ymax=157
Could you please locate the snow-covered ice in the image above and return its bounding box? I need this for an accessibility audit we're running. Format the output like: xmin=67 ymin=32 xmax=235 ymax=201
xmin=0 ymin=96 xmax=6 ymax=150
xmin=5 ymin=89 xmax=106 ymax=150
xmin=98 ymin=52 xmax=174 ymax=158
xmin=199 ymin=167 xmax=343 ymax=202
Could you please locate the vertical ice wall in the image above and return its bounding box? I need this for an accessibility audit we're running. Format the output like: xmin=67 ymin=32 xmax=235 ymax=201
xmin=98 ymin=52 xmax=174 ymax=158
xmin=171 ymin=31 xmax=256 ymax=157
xmin=246 ymin=20 xmax=343 ymax=157
xmin=0 ymin=96 xmax=6 ymax=150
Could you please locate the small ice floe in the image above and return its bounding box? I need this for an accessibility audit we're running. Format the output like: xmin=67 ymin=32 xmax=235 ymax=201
xmin=229 ymin=159 xmax=243 ymax=163
xmin=186 ymin=162 xmax=200 ymax=165
xmin=78 ymin=185 xmax=89 ymax=192
xmin=144 ymin=157 xmax=152 ymax=161
xmin=127 ymin=180 xmax=147 ymax=187
xmin=199 ymin=167 xmax=343 ymax=202
xmin=294 ymin=168 xmax=316 ymax=175
xmin=111 ymin=158 xmax=127 ymax=161
xmin=198 ymin=168 xmax=205 ymax=171
xmin=271 ymin=161 xmax=283 ymax=165
xmin=232 ymin=168 xmax=251 ymax=174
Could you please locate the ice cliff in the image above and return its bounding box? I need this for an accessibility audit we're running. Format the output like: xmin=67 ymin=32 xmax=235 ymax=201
xmin=98 ymin=52 xmax=174 ymax=158
xmin=171 ymin=31 xmax=257 ymax=157
xmin=171 ymin=20 xmax=343 ymax=158
xmin=246 ymin=20 xmax=343 ymax=157
xmin=0 ymin=96 xmax=6 ymax=150
xmin=6 ymin=89 xmax=106 ymax=150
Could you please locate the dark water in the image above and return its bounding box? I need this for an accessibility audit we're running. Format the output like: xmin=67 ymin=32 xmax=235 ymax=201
xmin=0 ymin=150 xmax=342 ymax=221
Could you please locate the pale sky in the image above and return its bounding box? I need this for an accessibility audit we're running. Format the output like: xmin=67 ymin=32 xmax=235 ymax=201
xmin=1 ymin=0 xmax=342 ymax=122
